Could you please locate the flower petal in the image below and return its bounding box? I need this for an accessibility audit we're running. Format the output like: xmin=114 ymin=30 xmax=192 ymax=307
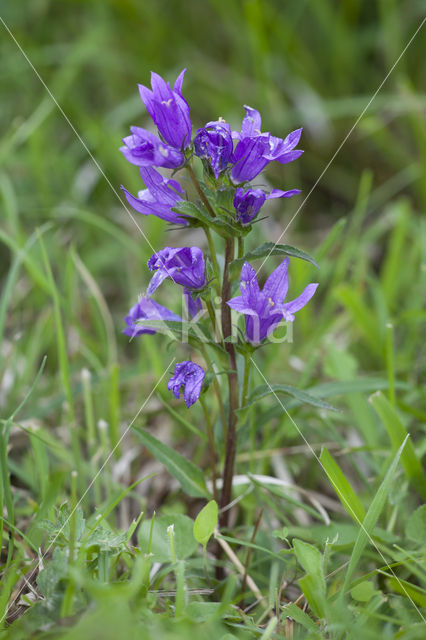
xmin=283 ymin=128 xmax=303 ymax=151
xmin=226 ymin=295 xmax=258 ymax=316
xmin=262 ymin=258 xmax=290 ymax=303
xmin=276 ymin=149 xmax=304 ymax=165
xmin=147 ymin=269 xmax=170 ymax=295
xmin=241 ymin=105 xmax=262 ymax=138
xmin=173 ymin=68 xmax=187 ymax=96
xmin=267 ymin=189 xmax=301 ymax=199
xmin=240 ymin=262 xmax=261 ymax=307
xmin=282 ymin=283 xmax=318 ymax=314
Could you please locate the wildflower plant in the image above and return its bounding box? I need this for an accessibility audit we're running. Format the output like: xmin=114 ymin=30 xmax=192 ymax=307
xmin=120 ymin=69 xmax=319 ymax=530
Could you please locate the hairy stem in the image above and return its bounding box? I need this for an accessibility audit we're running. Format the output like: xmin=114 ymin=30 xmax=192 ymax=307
xmin=200 ymin=397 xmax=218 ymax=502
xmin=238 ymin=236 xmax=244 ymax=260
xmin=204 ymin=227 xmax=221 ymax=294
xmin=242 ymin=352 xmax=251 ymax=408
xmin=219 ymin=238 xmax=239 ymax=529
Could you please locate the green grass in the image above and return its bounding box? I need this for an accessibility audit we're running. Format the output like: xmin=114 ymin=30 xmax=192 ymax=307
xmin=1 ymin=1 xmax=425 ymax=638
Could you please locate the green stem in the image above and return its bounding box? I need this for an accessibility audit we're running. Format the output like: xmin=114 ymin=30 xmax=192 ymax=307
xmin=219 ymin=238 xmax=239 ymax=530
xmin=200 ymin=397 xmax=218 ymax=502
xmin=186 ymin=164 xmax=216 ymax=218
xmin=206 ymin=299 xmax=217 ymax=336
xmin=242 ymin=352 xmax=251 ymax=408
xmin=238 ymin=236 xmax=244 ymax=260
xmin=204 ymin=227 xmax=221 ymax=294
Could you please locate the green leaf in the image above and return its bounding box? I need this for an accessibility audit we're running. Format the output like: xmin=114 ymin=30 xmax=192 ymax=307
xmin=37 ymin=548 xmax=68 ymax=598
xmin=138 ymin=514 xmax=197 ymax=562
xmin=230 ymin=242 xmax=319 ymax=274
xmin=320 ymin=447 xmax=366 ymax=523
xmin=133 ymin=427 xmax=209 ymax=498
xmin=350 ymin=581 xmax=378 ymax=602
xmin=369 ymin=391 xmax=426 ymax=500
xmin=185 ymin=601 xmax=232 ymax=622
xmin=293 ymin=539 xmax=326 ymax=618
xmin=406 ymin=505 xmax=426 ymax=544
xmin=381 ymin=574 xmax=426 ymax=608
xmin=193 ymin=500 xmax=218 ymax=548
xmin=238 ymin=383 xmax=336 ymax=414
xmin=342 ymin=436 xmax=408 ymax=593
xmin=282 ymin=602 xmax=319 ymax=634
xmin=172 ymin=201 xmax=240 ymax=238
xmin=135 ymin=319 xmax=227 ymax=358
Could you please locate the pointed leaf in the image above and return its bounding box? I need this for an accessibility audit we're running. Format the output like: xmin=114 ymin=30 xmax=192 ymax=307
xmin=133 ymin=427 xmax=209 ymax=498
xmin=230 ymin=242 xmax=319 ymax=275
xmin=343 ymin=436 xmax=408 ymax=592
xmin=193 ymin=500 xmax=218 ymax=548
xmin=369 ymin=391 xmax=426 ymax=500
xmin=320 ymin=447 xmax=366 ymax=523
xmin=238 ymin=383 xmax=336 ymax=414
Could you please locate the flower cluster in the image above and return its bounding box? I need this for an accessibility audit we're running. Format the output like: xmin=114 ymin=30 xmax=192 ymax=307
xmin=121 ymin=69 xmax=317 ymax=408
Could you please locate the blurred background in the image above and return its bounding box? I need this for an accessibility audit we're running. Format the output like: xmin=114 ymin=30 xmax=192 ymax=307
xmin=1 ymin=0 xmax=425 ymax=535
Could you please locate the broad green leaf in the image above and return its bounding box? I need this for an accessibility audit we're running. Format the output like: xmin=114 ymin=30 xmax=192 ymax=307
xmin=138 ymin=514 xmax=197 ymax=562
xmin=293 ymin=539 xmax=326 ymax=618
xmin=238 ymin=383 xmax=336 ymax=413
xmin=370 ymin=391 xmax=426 ymax=500
xmin=342 ymin=436 xmax=408 ymax=593
xmin=406 ymin=505 xmax=426 ymax=544
xmin=320 ymin=447 xmax=366 ymax=523
xmin=193 ymin=500 xmax=218 ymax=548
xmin=37 ymin=548 xmax=68 ymax=598
xmin=285 ymin=377 xmax=410 ymax=399
xmin=282 ymin=602 xmax=319 ymax=633
xmin=230 ymin=242 xmax=319 ymax=274
xmin=133 ymin=427 xmax=209 ymax=498
xmin=350 ymin=581 xmax=379 ymax=602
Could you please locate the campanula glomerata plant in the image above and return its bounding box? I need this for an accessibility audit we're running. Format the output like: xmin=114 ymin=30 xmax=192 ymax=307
xmin=120 ymin=69 xmax=319 ymax=531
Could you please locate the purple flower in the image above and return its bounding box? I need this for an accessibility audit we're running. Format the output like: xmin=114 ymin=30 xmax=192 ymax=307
xmin=167 ymin=360 xmax=205 ymax=408
xmin=194 ymin=121 xmax=233 ymax=179
xmin=227 ymin=259 xmax=318 ymax=344
xmin=123 ymin=296 xmax=181 ymax=338
xmin=121 ymin=167 xmax=188 ymax=225
xmin=138 ymin=69 xmax=192 ymax=150
xmin=120 ymin=127 xmax=184 ymax=169
xmin=147 ymin=247 xmax=206 ymax=295
xmin=231 ymin=106 xmax=303 ymax=183
xmin=233 ymin=187 xmax=301 ymax=225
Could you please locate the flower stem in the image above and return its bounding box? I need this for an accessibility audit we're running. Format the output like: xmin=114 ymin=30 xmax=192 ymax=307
xmin=219 ymin=238 xmax=239 ymax=530
xmin=204 ymin=226 xmax=221 ymax=294
xmin=238 ymin=236 xmax=244 ymax=260
xmin=242 ymin=352 xmax=251 ymax=408
xmin=200 ymin=396 xmax=218 ymax=502
xmin=186 ymin=164 xmax=216 ymax=218
xmin=206 ymin=299 xmax=217 ymax=335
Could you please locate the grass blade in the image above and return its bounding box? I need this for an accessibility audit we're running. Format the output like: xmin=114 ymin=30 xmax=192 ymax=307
xmin=133 ymin=427 xmax=209 ymax=498
xmin=342 ymin=435 xmax=408 ymax=593
xmin=320 ymin=447 xmax=366 ymax=523
xmin=370 ymin=391 xmax=426 ymax=500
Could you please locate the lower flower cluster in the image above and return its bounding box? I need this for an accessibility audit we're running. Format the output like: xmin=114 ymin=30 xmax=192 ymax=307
xmin=121 ymin=69 xmax=318 ymax=408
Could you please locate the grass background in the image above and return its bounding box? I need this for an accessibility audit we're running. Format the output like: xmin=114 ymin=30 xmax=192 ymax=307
xmin=0 ymin=1 xmax=425 ymax=638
